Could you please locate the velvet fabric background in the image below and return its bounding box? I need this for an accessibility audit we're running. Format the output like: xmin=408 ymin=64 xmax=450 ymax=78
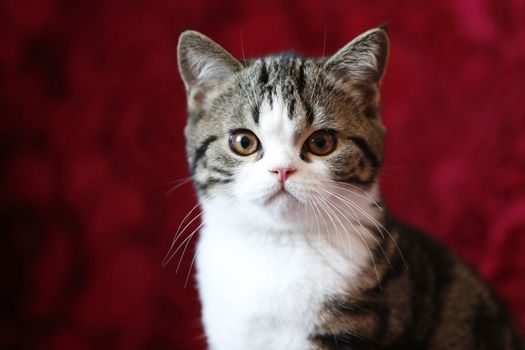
xmin=1 ymin=0 xmax=524 ymax=349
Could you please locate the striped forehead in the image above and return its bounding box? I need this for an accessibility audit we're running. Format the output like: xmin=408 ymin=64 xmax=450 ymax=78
xmin=248 ymin=55 xmax=317 ymax=140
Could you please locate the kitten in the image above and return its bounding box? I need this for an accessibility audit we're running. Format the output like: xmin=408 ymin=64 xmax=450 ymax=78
xmin=176 ymin=27 xmax=524 ymax=350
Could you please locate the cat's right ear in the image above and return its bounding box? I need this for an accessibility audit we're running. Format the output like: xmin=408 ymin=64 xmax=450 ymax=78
xmin=177 ymin=31 xmax=243 ymax=110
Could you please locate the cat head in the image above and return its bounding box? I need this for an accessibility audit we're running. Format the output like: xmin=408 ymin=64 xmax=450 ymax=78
xmin=177 ymin=28 xmax=388 ymax=230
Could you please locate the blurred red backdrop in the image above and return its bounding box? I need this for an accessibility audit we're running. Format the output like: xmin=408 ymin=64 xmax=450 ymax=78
xmin=1 ymin=0 xmax=524 ymax=349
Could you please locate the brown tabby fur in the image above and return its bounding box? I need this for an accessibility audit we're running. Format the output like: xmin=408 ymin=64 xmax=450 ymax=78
xmin=312 ymin=219 xmax=523 ymax=349
xmin=177 ymin=27 xmax=524 ymax=350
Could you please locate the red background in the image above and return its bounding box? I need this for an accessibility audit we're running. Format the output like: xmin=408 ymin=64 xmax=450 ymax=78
xmin=1 ymin=0 xmax=525 ymax=349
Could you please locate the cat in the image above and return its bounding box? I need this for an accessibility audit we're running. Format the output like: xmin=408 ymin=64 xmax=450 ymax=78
xmin=175 ymin=26 xmax=524 ymax=350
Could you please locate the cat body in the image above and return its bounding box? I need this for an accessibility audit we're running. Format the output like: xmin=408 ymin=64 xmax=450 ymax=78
xmin=176 ymin=28 xmax=524 ymax=349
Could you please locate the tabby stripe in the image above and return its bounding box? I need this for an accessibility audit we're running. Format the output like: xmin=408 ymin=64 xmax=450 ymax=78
xmin=427 ymin=260 xmax=454 ymax=347
xmin=209 ymin=166 xmax=234 ymax=177
xmin=191 ymin=136 xmax=218 ymax=173
xmin=344 ymin=174 xmax=376 ymax=186
xmin=252 ymin=103 xmax=260 ymax=124
xmin=259 ymin=60 xmax=269 ymax=85
xmin=266 ymin=86 xmax=273 ymax=109
xmin=303 ymin=100 xmax=315 ymax=126
xmin=208 ymin=177 xmax=232 ymax=185
xmin=350 ymin=136 xmax=379 ymax=168
xmin=250 ymin=61 xmax=268 ymax=124
xmin=334 ymin=169 xmax=375 ymax=186
xmin=327 ymin=299 xmax=378 ymax=316
xmin=194 ymin=177 xmax=232 ymax=193
xmin=311 ymin=332 xmax=378 ymax=349
xmin=288 ymin=98 xmax=296 ymax=120
xmin=297 ymin=60 xmax=306 ymax=95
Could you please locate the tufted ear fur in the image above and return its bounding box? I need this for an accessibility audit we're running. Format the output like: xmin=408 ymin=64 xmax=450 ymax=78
xmin=324 ymin=27 xmax=389 ymax=86
xmin=177 ymin=30 xmax=243 ymax=110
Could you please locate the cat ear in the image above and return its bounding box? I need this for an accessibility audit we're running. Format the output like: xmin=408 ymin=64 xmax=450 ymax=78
xmin=324 ymin=27 xmax=389 ymax=85
xmin=177 ymin=30 xmax=243 ymax=108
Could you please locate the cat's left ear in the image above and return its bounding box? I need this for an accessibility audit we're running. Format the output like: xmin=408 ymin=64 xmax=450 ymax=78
xmin=177 ymin=30 xmax=243 ymax=109
xmin=324 ymin=27 xmax=389 ymax=85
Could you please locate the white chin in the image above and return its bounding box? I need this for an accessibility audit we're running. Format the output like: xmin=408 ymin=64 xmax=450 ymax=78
xmin=260 ymin=192 xmax=303 ymax=220
xmin=269 ymin=191 xmax=295 ymax=206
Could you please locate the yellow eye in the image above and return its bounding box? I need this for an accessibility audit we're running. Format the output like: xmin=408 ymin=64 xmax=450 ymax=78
xmin=229 ymin=129 xmax=260 ymax=156
xmin=305 ymin=130 xmax=337 ymax=156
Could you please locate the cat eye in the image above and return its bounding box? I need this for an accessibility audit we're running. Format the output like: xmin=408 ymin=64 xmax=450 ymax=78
xmin=304 ymin=130 xmax=337 ymax=156
xmin=229 ymin=129 xmax=260 ymax=156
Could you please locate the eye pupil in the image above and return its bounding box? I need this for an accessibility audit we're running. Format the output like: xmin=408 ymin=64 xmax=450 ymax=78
xmin=240 ymin=136 xmax=251 ymax=149
xmin=314 ymin=138 xmax=326 ymax=149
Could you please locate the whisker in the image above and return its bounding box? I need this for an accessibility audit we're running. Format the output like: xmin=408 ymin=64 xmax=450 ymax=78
xmin=299 ymin=178 xmax=382 ymax=210
xmin=184 ymin=244 xmax=200 ymax=288
xmin=323 ymin=188 xmax=408 ymax=270
xmin=322 ymin=188 xmax=386 ymax=239
xmin=158 ymin=176 xmax=193 ymax=186
xmin=327 ymin=181 xmax=383 ymax=211
xmin=162 ymin=206 xmax=203 ymax=268
xmin=178 ymin=191 xmax=239 ymax=286
xmin=312 ymin=191 xmax=353 ymax=260
xmin=305 ymin=196 xmax=322 ymax=242
xmin=174 ymin=196 xmax=239 ymax=273
xmin=320 ymin=194 xmax=380 ymax=289
xmin=323 ymin=189 xmax=394 ymax=272
xmin=175 ymin=221 xmax=205 ymax=273
xmin=163 ymin=186 xmax=232 ymax=268
xmin=165 ymin=177 xmax=194 ymax=195
xmin=332 ymin=180 xmax=379 ymax=201
xmin=309 ymin=193 xmax=332 ymax=249
xmin=321 ymin=190 xmax=382 ymax=288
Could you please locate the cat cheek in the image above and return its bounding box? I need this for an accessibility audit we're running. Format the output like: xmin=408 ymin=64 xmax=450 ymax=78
xmin=231 ymin=164 xmax=262 ymax=199
xmin=307 ymin=160 xmax=334 ymax=179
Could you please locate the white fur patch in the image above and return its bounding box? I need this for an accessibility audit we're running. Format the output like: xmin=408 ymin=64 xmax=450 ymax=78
xmin=195 ymin=91 xmax=381 ymax=349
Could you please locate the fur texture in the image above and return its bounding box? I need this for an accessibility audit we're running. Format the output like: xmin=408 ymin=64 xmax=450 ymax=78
xmin=177 ymin=28 xmax=524 ymax=350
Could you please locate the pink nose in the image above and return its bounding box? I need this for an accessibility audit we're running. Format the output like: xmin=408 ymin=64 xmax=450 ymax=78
xmin=270 ymin=166 xmax=296 ymax=183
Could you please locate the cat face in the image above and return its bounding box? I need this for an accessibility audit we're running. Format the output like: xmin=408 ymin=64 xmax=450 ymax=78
xmin=178 ymin=29 xmax=388 ymax=229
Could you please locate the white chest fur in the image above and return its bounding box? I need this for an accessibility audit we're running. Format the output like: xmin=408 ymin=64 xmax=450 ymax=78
xmin=196 ymin=217 xmax=370 ymax=350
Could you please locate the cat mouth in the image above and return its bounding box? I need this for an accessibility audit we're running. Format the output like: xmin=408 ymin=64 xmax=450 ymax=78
xmin=264 ymin=188 xmax=297 ymax=204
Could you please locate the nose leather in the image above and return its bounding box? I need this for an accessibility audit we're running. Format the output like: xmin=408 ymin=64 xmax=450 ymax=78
xmin=270 ymin=166 xmax=296 ymax=183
